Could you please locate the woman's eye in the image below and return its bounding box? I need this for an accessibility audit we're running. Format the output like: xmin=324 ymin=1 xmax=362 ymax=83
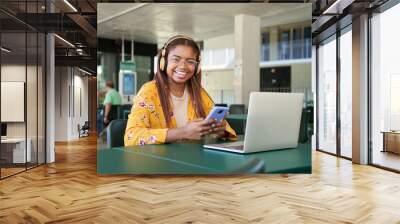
xmin=187 ymin=60 xmax=197 ymax=66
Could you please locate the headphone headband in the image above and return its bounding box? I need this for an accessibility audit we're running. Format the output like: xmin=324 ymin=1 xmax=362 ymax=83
xmin=163 ymin=35 xmax=198 ymax=51
xmin=159 ymin=35 xmax=201 ymax=75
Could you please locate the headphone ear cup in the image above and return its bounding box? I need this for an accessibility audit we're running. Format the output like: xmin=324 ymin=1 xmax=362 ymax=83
xmin=196 ymin=66 xmax=201 ymax=75
xmin=159 ymin=49 xmax=166 ymax=71
xmin=159 ymin=57 xmax=165 ymax=71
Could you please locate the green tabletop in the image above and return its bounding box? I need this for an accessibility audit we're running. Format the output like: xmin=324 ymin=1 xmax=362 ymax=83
xmin=97 ymin=140 xmax=311 ymax=175
xmin=226 ymin=114 xmax=247 ymax=120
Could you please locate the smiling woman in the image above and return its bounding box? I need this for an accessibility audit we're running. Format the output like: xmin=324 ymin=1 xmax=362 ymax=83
xmin=124 ymin=35 xmax=237 ymax=146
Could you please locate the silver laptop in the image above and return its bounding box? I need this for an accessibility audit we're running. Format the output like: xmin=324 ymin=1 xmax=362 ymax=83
xmin=204 ymin=92 xmax=304 ymax=153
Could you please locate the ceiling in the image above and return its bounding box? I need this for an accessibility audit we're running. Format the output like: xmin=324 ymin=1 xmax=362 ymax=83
xmin=98 ymin=3 xmax=311 ymax=44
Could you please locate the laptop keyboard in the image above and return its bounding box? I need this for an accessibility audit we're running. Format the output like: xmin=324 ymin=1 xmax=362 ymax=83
xmin=217 ymin=141 xmax=244 ymax=150
xmin=228 ymin=145 xmax=244 ymax=150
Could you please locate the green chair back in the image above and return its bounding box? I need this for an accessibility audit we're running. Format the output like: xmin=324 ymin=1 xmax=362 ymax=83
xmin=106 ymin=119 xmax=128 ymax=148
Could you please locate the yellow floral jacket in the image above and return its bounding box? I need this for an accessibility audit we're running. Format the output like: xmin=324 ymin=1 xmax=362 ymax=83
xmin=124 ymin=81 xmax=237 ymax=146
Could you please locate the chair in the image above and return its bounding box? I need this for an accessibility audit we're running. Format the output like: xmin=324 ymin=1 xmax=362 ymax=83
xmin=229 ymin=104 xmax=245 ymax=114
xmin=227 ymin=104 xmax=246 ymax=135
xmin=78 ymin=121 xmax=90 ymax=138
xmin=117 ymin=104 xmax=133 ymax=119
xmin=298 ymin=109 xmax=308 ymax=143
xmin=106 ymin=119 xmax=128 ymax=148
xmin=215 ymin=103 xmax=228 ymax=107
xmin=228 ymin=158 xmax=265 ymax=174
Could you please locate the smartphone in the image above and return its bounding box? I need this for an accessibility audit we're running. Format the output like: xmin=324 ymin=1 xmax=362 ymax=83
xmin=205 ymin=106 xmax=229 ymax=122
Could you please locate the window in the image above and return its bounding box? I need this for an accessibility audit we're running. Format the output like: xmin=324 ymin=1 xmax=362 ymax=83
xmin=261 ymin=32 xmax=270 ymax=61
xmin=317 ymin=36 xmax=337 ymax=154
xmin=279 ymin=30 xmax=290 ymax=60
xmin=304 ymin=27 xmax=311 ymax=58
xmin=339 ymin=28 xmax=352 ymax=158
xmin=371 ymin=3 xmax=400 ymax=171
xmin=274 ymin=26 xmax=311 ymax=61
xmin=292 ymin=28 xmax=302 ymax=59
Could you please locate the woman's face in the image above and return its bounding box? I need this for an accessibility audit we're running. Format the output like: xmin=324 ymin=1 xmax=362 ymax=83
xmin=166 ymin=45 xmax=198 ymax=85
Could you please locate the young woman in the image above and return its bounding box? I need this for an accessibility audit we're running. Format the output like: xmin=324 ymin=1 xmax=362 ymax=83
xmin=124 ymin=35 xmax=236 ymax=146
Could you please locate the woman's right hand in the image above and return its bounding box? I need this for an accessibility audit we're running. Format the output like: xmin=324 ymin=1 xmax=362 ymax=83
xmin=179 ymin=118 xmax=214 ymax=140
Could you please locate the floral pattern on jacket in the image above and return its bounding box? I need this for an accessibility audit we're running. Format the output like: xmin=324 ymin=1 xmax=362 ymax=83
xmin=124 ymin=81 xmax=237 ymax=146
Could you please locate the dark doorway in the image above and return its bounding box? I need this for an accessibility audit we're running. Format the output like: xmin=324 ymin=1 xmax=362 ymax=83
xmin=260 ymin=66 xmax=291 ymax=92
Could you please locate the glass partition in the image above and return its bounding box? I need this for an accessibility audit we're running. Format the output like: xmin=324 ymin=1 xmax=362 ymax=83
xmin=0 ymin=1 xmax=46 ymax=179
xmin=339 ymin=27 xmax=352 ymax=158
xmin=1 ymin=31 xmax=28 ymax=177
xmin=317 ymin=35 xmax=337 ymax=154
xmin=371 ymin=3 xmax=400 ymax=171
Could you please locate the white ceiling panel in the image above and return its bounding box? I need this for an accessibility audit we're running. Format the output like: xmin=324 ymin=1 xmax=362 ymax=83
xmin=98 ymin=3 xmax=311 ymax=44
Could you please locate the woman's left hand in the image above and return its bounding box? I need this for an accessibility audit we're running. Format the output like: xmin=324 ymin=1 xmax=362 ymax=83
xmin=209 ymin=119 xmax=226 ymax=138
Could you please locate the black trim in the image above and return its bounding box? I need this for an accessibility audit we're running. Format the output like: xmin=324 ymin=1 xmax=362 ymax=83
xmin=72 ymin=68 xmax=75 ymax=117
xmin=336 ymin=26 xmax=341 ymax=157
xmin=60 ymin=67 xmax=62 ymax=117
xmin=367 ymin=12 xmax=373 ymax=165
xmin=0 ymin=27 xmax=2 ymax=179
xmin=315 ymin=44 xmax=319 ymax=151
xmin=370 ymin=164 xmax=400 ymax=174
xmin=317 ymin=149 xmax=352 ymax=162
xmin=68 ymin=85 xmax=71 ymax=118
xmin=98 ymin=38 xmax=158 ymax=57
xmin=44 ymin=0 xmax=48 ymax=165
xmin=316 ymin=149 xmax=338 ymax=157
xmin=44 ymin=32 xmax=47 ymax=164
xmin=374 ymin=0 xmax=400 ymax=13
xmin=25 ymin=4 xmax=28 ymax=171
xmin=36 ymin=17 xmax=39 ymax=167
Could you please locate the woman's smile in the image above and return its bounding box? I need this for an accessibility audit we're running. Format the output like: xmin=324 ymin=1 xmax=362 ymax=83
xmin=174 ymin=70 xmax=188 ymax=79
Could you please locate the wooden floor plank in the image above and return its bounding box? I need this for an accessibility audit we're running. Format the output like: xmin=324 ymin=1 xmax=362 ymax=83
xmin=0 ymin=135 xmax=399 ymax=223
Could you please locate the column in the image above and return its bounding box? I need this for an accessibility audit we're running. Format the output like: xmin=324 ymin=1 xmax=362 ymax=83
xmin=352 ymin=14 xmax=369 ymax=164
xmin=234 ymin=14 xmax=260 ymax=107
xmin=46 ymin=33 xmax=55 ymax=163
xmin=270 ymin=27 xmax=279 ymax=61
xmin=46 ymin=1 xmax=55 ymax=163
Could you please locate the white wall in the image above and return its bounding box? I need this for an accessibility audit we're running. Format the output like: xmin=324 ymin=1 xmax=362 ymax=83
xmin=202 ymin=70 xmax=235 ymax=105
xmin=55 ymin=67 xmax=68 ymax=141
xmin=202 ymin=34 xmax=236 ymax=104
xmin=1 ymin=64 xmax=46 ymax=164
xmin=1 ymin=65 xmax=38 ymax=137
xmin=204 ymin=34 xmax=234 ymax=50
xmin=291 ymin=63 xmax=312 ymax=93
xmin=54 ymin=67 xmax=89 ymax=141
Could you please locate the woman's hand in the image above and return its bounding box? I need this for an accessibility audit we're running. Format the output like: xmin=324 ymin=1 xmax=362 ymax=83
xmin=209 ymin=119 xmax=227 ymax=138
xmin=180 ymin=118 xmax=214 ymax=140
xmin=166 ymin=118 xmax=214 ymax=142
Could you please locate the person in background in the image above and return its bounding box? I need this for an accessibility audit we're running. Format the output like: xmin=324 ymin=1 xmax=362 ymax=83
xmin=124 ymin=35 xmax=236 ymax=146
xmin=103 ymin=80 xmax=122 ymax=126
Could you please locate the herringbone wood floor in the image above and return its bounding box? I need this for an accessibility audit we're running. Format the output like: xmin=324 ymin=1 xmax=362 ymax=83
xmin=1 ymin=135 xmax=400 ymax=224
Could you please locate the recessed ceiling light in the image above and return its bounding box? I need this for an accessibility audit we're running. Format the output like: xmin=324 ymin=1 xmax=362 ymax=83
xmin=54 ymin=34 xmax=75 ymax=48
xmin=63 ymin=0 xmax=78 ymax=12
xmin=78 ymin=67 xmax=92 ymax=76
xmin=1 ymin=47 xmax=11 ymax=53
